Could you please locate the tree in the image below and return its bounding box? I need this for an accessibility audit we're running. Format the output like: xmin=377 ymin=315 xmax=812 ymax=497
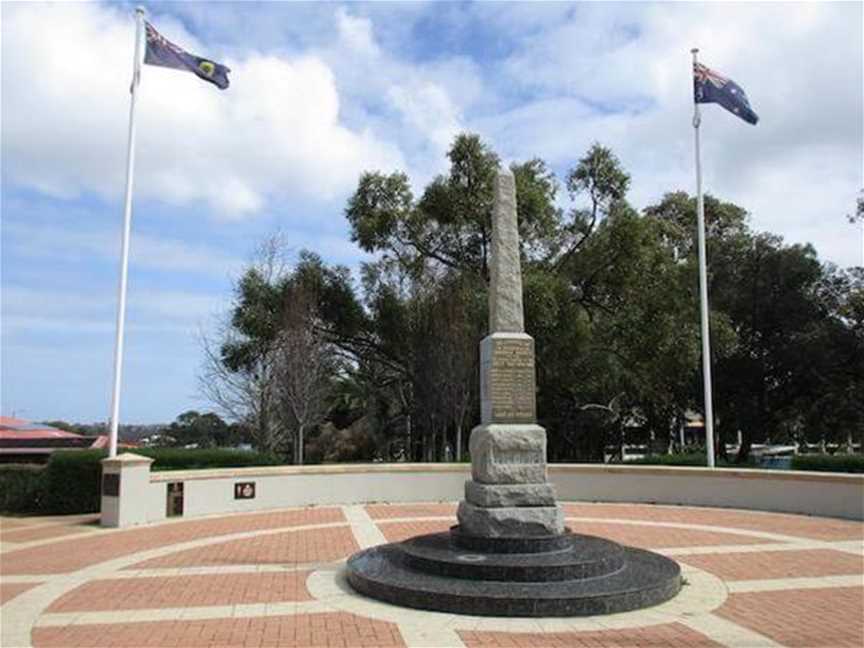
xmin=200 ymin=238 xmax=291 ymax=455
xmin=165 ymin=411 xmax=246 ymax=448
xmin=274 ymin=279 xmax=337 ymax=465
xmin=346 ymin=133 xmax=561 ymax=280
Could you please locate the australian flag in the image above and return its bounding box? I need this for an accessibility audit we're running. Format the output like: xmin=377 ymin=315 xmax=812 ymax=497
xmin=144 ymin=22 xmax=230 ymax=90
xmin=694 ymin=63 xmax=757 ymax=125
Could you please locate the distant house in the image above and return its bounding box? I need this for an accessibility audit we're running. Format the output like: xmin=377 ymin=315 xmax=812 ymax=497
xmin=0 ymin=416 xmax=115 ymax=463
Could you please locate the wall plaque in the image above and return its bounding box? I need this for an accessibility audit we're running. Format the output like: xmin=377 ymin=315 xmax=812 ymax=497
xmin=484 ymin=338 xmax=536 ymax=423
xmin=102 ymin=473 xmax=120 ymax=497
xmin=166 ymin=482 xmax=184 ymax=517
xmin=234 ymin=482 xmax=256 ymax=499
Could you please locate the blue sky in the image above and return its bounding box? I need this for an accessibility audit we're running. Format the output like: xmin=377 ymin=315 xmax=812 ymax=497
xmin=2 ymin=1 xmax=862 ymax=424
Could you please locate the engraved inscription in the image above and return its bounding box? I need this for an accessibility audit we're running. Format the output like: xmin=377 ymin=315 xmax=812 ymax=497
xmin=494 ymin=451 xmax=542 ymax=465
xmin=488 ymin=338 xmax=536 ymax=423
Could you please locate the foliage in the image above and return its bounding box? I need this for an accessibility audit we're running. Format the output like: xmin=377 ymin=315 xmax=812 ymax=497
xmin=40 ymin=450 xmax=106 ymax=514
xmin=200 ymin=131 xmax=863 ymax=465
xmin=0 ymin=464 xmax=46 ymax=513
xmin=137 ymin=448 xmax=281 ymax=471
xmin=628 ymin=453 xmax=759 ymax=468
xmin=791 ymin=454 xmax=864 ymax=474
xmin=163 ymin=411 xmax=249 ymax=448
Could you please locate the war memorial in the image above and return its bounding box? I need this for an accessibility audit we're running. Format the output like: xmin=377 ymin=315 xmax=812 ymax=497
xmin=346 ymin=168 xmax=682 ymax=616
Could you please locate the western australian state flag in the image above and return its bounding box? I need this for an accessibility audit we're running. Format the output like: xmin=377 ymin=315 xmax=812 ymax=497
xmin=144 ymin=22 xmax=230 ymax=90
xmin=694 ymin=63 xmax=757 ymax=125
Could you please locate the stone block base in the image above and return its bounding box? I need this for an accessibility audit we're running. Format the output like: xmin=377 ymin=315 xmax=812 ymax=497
xmin=457 ymin=501 xmax=565 ymax=537
xmin=465 ymin=480 xmax=557 ymax=507
xmin=470 ymin=424 xmax=547 ymax=484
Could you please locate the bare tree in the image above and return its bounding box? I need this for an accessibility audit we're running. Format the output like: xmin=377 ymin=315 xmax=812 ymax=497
xmin=198 ymin=234 xmax=294 ymax=455
xmin=274 ymin=282 xmax=335 ymax=464
xmin=200 ymin=324 xmax=289 ymax=454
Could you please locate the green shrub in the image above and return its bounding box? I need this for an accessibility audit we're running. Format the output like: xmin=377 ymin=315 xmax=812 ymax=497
xmin=629 ymin=453 xmax=760 ymax=468
xmin=791 ymin=454 xmax=864 ymax=474
xmin=136 ymin=448 xmax=281 ymax=471
xmin=40 ymin=450 xmax=106 ymax=514
xmin=0 ymin=464 xmax=46 ymax=513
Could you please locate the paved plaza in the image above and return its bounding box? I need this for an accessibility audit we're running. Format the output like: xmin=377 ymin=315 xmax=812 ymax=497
xmin=1 ymin=502 xmax=862 ymax=647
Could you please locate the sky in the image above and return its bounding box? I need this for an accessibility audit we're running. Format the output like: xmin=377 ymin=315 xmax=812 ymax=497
xmin=2 ymin=1 xmax=862 ymax=425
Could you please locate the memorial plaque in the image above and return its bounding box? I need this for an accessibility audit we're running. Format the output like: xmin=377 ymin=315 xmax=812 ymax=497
xmin=166 ymin=482 xmax=184 ymax=517
xmin=234 ymin=482 xmax=256 ymax=499
xmin=484 ymin=337 xmax=536 ymax=423
xmin=102 ymin=473 xmax=120 ymax=497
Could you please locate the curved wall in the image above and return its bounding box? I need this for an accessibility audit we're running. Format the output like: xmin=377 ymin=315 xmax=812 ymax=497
xmin=121 ymin=463 xmax=864 ymax=526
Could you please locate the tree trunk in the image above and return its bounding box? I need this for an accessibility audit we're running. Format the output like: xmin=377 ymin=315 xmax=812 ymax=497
xmin=296 ymin=425 xmax=305 ymax=465
xmin=456 ymin=424 xmax=462 ymax=462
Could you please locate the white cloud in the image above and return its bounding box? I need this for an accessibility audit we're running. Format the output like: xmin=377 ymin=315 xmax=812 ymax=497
xmin=2 ymin=2 xmax=405 ymax=218
xmin=1 ymin=284 xmax=222 ymax=334
xmin=474 ymin=1 xmax=863 ymax=267
xmin=4 ymin=221 xmax=243 ymax=279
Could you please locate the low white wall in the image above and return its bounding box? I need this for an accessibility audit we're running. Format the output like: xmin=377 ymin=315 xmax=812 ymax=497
xmin=138 ymin=463 xmax=864 ymax=525
xmin=548 ymin=465 xmax=864 ymax=521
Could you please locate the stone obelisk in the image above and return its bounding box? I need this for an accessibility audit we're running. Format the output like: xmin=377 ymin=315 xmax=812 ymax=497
xmin=457 ymin=168 xmax=565 ymax=537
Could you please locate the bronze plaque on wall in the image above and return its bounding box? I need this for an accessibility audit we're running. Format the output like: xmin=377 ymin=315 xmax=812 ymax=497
xmin=166 ymin=482 xmax=184 ymax=517
xmin=102 ymin=473 xmax=120 ymax=497
xmin=234 ymin=482 xmax=256 ymax=499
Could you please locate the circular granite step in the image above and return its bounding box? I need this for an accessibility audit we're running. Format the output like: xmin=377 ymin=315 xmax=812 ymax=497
xmin=450 ymin=525 xmax=574 ymax=553
xmin=346 ymin=531 xmax=682 ymax=617
xmin=400 ymin=531 xmax=626 ymax=582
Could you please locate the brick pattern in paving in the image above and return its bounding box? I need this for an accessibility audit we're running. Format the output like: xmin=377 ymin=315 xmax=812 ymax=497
xmin=0 ymin=581 xmax=41 ymax=604
xmin=377 ymin=519 xmax=453 ymax=543
xmin=567 ymin=520 xmax=774 ymax=549
xmin=48 ymin=571 xmax=313 ymax=612
xmin=0 ymin=524 xmax=97 ymax=544
xmin=32 ymin=612 xmax=405 ymax=647
xmin=459 ymin=622 xmax=723 ymax=647
xmin=129 ymin=526 xmax=358 ymax=569
xmin=1 ymin=507 xmax=343 ymax=575
xmin=562 ymin=503 xmax=864 ymax=541
xmin=679 ymin=548 xmax=864 ymax=581
xmin=3 ymin=503 xmax=863 ymax=648
xmin=365 ymin=503 xmax=457 ymax=520
xmin=716 ymin=586 xmax=864 ymax=647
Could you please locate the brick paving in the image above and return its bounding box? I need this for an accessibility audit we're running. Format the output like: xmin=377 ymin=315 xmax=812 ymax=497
xmin=562 ymin=503 xmax=864 ymax=541
xmin=48 ymin=571 xmax=314 ymax=611
xmin=2 ymin=507 xmax=343 ymax=574
xmin=459 ymin=622 xmax=723 ymax=647
xmin=716 ymin=587 xmax=864 ymax=647
xmin=32 ymin=612 xmax=405 ymax=647
xmin=679 ymin=548 xmax=864 ymax=580
xmin=2 ymin=502 xmax=862 ymax=648
xmin=0 ymin=582 xmax=41 ymax=604
xmin=129 ymin=526 xmax=358 ymax=569
xmin=0 ymin=524 xmax=98 ymax=544
xmin=366 ymin=503 xmax=458 ymax=520
xmin=566 ymin=521 xmax=775 ymax=549
xmin=377 ymin=519 xmax=453 ymax=543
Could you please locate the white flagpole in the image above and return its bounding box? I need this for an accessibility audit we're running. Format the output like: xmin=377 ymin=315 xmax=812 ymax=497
xmin=108 ymin=7 xmax=146 ymax=458
xmin=691 ymin=48 xmax=717 ymax=468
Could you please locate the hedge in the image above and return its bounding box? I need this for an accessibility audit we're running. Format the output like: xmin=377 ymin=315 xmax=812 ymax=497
xmin=138 ymin=448 xmax=281 ymax=471
xmin=629 ymin=453 xmax=760 ymax=468
xmin=0 ymin=464 xmax=46 ymax=513
xmin=791 ymin=454 xmax=864 ymax=474
xmin=0 ymin=448 xmax=281 ymax=515
xmin=41 ymin=450 xmax=106 ymax=514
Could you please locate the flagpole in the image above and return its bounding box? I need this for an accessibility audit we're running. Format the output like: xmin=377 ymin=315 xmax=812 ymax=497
xmin=691 ymin=48 xmax=717 ymax=468
xmin=108 ymin=6 xmax=146 ymax=458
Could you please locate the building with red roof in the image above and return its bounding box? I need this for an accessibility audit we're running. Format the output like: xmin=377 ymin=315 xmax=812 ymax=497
xmin=0 ymin=417 xmax=111 ymax=463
